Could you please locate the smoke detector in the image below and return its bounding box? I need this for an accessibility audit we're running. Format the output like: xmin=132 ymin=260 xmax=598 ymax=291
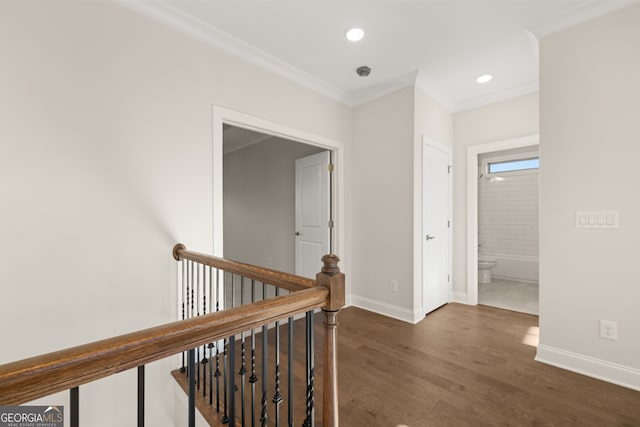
xmin=356 ymin=66 xmax=371 ymax=77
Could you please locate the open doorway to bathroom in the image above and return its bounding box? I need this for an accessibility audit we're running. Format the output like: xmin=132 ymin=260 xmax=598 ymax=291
xmin=477 ymin=146 xmax=539 ymax=315
xmin=466 ymin=135 xmax=539 ymax=313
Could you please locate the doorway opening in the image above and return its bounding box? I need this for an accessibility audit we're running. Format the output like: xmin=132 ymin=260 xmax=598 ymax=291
xmin=466 ymin=135 xmax=539 ymax=307
xmin=213 ymin=106 xmax=345 ymax=282
xmin=223 ymin=125 xmax=329 ymax=276
xmin=477 ymin=146 xmax=539 ymax=315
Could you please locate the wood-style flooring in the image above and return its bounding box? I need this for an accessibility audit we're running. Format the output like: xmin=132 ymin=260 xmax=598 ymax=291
xmin=174 ymin=304 xmax=640 ymax=426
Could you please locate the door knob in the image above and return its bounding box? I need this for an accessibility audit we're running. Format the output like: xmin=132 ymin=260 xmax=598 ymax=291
xmin=295 ymin=232 xmax=300 ymax=236
xmin=425 ymin=235 xmax=436 ymax=241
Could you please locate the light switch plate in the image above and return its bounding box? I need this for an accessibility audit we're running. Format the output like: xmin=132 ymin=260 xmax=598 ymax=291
xmin=576 ymin=211 xmax=619 ymax=229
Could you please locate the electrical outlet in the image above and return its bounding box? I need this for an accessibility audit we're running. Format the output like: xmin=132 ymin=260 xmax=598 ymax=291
xmin=389 ymin=280 xmax=398 ymax=293
xmin=600 ymin=320 xmax=617 ymax=340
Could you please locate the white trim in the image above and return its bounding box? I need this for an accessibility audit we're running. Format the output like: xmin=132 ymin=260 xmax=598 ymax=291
xmin=536 ymin=344 xmax=640 ymax=392
xmin=212 ymin=106 xmax=348 ymax=291
xmin=351 ymin=70 xmax=417 ymax=107
xmin=528 ymin=0 xmax=638 ymax=39
xmin=351 ymin=295 xmax=418 ymax=324
xmin=117 ymin=0 xmax=351 ymax=106
xmin=454 ymin=80 xmax=539 ymax=113
xmin=351 ymin=70 xmax=457 ymax=112
xmin=451 ymin=292 xmax=470 ymax=305
xmin=414 ymin=71 xmax=456 ymax=113
xmin=466 ymin=134 xmax=539 ymax=305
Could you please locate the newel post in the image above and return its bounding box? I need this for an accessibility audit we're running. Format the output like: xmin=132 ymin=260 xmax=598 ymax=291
xmin=316 ymin=254 xmax=345 ymax=427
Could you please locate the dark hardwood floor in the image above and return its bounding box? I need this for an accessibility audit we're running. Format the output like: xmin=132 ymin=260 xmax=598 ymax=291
xmin=337 ymin=304 xmax=639 ymax=427
xmin=174 ymin=303 xmax=640 ymax=426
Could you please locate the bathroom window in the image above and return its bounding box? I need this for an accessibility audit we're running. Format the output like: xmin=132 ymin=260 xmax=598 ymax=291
xmin=487 ymin=157 xmax=539 ymax=174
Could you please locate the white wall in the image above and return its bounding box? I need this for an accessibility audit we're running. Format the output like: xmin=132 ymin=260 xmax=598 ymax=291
xmin=351 ymin=87 xmax=452 ymax=322
xmin=224 ymin=138 xmax=324 ymax=273
xmin=0 ymin=2 xmax=351 ymax=425
xmin=452 ymin=93 xmax=539 ymax=299
xmin=351 ymin=88 xmax=415 ymax=320
xmin=537 ymin=4 xmax=640 ymax=389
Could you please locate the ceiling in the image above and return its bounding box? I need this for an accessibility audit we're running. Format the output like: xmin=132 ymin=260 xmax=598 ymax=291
xmin=129 ymin=0 xmax=635 ymax=111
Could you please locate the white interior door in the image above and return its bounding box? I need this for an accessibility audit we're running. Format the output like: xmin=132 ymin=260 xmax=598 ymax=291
xmin=423 ymin=139 xmax=451 ymax=315
xmin=295 ymin=151 xmax=331 ymax=279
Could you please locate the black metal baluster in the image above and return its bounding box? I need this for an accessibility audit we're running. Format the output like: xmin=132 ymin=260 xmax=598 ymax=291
xmin=209 ymin=342 xmax=215 ymax=405
xmin=288 ymin=313 xmax=294 ymax=427
xmin=215 ymin=270 xmax=222 ymax=413
xmin=260 ymin=283 xmax=269 ymax=427
xmin=190 ymin=260 xmax=194 ymax=319
xmin=138 ymin=365 xmax=145 ymax=427
xmin=186 ymin=261 xmax=193 ymax=380
xmin=229 ymin=333 xmax=237 ymax=427
xmin=222 ymin=336 xmax=230 ymax=424
xmin=229 ymin=274 xmax=237 ymax=426
xmin=70 ymin=387 xmax=79 ymax=427
xmin=209 ymin=266 xmax=214 ymax=405
xmin=239 ymin=278 xmax=247 ymax=426
xmin=196 ymin=263 xmax=201 ymax=391
xmin=188 ymin=348 xmax=196 ymax=427
xmin=202 ymin=264 xmax=208 ymax=397
xmin=302 ymin=311 xmax=315 ymax=427
xmin=273 ymin=287 xmax=283 ymax=427
xmin=249 ymin=280 xmax=257 ymax=427
xmin=181 ymin=259 xmax=186 ymax=373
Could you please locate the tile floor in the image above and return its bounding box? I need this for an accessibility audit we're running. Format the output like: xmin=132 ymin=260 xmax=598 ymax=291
xmin=478 ymin=278 xmax=539 ymax=315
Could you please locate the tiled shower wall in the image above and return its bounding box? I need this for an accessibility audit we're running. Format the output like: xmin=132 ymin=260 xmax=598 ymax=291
xmin=478 ymin=170 xmax=539 ymax=258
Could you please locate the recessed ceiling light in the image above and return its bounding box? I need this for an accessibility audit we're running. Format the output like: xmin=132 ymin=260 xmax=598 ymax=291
xmin=476 ymin=74 xmax=493 ymax=84
xmin=346 ymin=28 xmax=365 ymax=42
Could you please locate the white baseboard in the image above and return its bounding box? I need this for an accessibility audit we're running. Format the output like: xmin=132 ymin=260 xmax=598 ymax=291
xmin=536 ymin=344 xmax=640 ymax=391
xmin=350 ymin=295 xmax=416 ymax=324
xmin=451 ymin=291 xmax=470 ymax=304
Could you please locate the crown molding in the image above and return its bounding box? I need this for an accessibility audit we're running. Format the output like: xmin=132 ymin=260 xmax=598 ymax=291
xmin=350 ymin=70 xmax=418 ymax=107
xmin=454 ymin=80 xmax=538 ymax=113
xmin=414 ymin=70 xmax=456 ymax=113
xmin=351 ymin=70 xmax=456 ymax=112
xmin=528 ymin=0 xmax=638 ymax=39
xmin=116 ymin=0 xmax=353 ymax=106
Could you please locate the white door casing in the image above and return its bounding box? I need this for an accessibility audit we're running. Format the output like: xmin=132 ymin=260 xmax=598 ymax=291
xmin=422 ymin=138 xmax=451 ymax=315
xmin=295 ymin=151 xmax=331 ymax=279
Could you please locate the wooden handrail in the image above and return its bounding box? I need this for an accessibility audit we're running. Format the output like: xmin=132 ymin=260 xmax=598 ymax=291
xmin=173 ymin=244 xmax=316 ymax=292
xmin=0 ymin=287 xmax=328 ymax=406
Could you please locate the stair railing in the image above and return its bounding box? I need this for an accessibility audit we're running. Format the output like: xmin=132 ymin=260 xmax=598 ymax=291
xmin=0 ymin=244 xmax=345 ymax=427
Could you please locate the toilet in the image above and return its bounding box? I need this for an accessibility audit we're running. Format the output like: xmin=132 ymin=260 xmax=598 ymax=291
xmin=478 ymin=257 xmax=498 ymax=283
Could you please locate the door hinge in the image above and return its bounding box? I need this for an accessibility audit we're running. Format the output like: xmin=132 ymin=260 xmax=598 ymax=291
xmin=448 ymin=220 xmax=451 ymax=228
xmin=448 ymin=274 xmax=450 ymax=282
xmin=448 ymin=165 xmax=452 ymax=174
xmin=328 ymin=220 xmax=334 ymax=228
xmin=328 ymin=163 xmax=334 ymax=172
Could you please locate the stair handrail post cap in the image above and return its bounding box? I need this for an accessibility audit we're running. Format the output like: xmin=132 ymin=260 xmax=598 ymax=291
xmin=321 ymin=254 xmax=341 ymax=275
xmin=318 ymin=254 xmax=345 ymax=311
